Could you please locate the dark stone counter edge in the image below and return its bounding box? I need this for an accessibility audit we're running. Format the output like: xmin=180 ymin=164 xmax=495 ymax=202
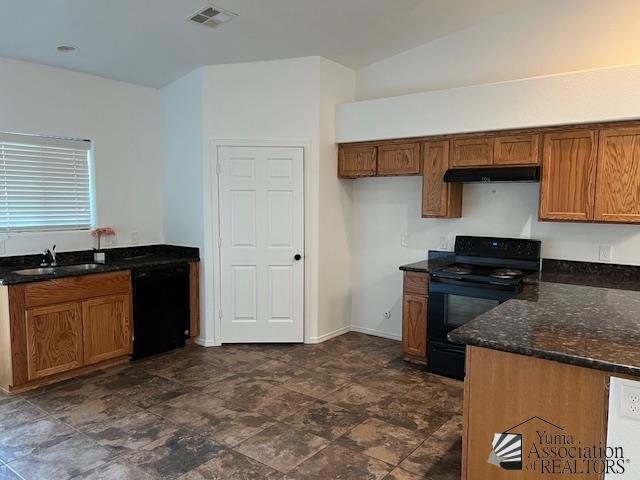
xmin=0 ymin=244 xmax=199 ymax=285
xmin=448 ymin=332 xmax=640 ymax=378
xmin=0 ymin=257 xmax=199 ymax=285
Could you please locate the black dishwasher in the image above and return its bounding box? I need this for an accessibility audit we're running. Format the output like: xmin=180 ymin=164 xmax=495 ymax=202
xmin=131 ymin=264 xmax=190 ymax=360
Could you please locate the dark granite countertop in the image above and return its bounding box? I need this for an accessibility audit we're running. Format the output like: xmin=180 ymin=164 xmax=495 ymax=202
xmin=449 ymin=281 xmax=640 ymax=377
xmin=0 ymin=245 xmax=199 ymax=285
xmin=399 ymin=251 xmax=455 ymax=273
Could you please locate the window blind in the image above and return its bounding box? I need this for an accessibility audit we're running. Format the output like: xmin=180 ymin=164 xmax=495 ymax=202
xmin=0 ymin=132 xmax=93 ymax=232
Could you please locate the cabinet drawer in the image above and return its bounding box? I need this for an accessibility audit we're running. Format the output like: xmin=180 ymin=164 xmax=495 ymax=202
xmin=25 ymin=271 xmax=131 ymax=309
xmin=377 ymin=143 xmax=421 ymax=176
xmin=403 ymin=271 xmax=428 ymax=296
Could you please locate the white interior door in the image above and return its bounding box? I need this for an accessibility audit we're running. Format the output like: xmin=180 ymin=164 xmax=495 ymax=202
xmin=218 ymin=146 xmax=304 ymax=343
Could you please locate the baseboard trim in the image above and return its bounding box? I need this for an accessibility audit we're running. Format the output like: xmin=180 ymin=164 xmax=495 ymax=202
xmin=201 ymin=325 xmax=399 ymax=347
xmin=306 ymin=325 xmax=351 ymax=344
xmin=350 ymin=325 xmax=402 ymax=341
xmin=194 ymin=337 xmax=220 ymax=347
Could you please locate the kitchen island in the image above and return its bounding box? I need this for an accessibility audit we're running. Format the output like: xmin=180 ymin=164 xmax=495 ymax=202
xmin=450 ymin=278 xmax=640 ymax=480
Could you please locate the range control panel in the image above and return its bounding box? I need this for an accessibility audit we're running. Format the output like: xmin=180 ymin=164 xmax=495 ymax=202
xmin=454 ymin=236 xmax=541 ymax=260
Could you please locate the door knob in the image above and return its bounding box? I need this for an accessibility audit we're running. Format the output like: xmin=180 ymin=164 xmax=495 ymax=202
xmin=294 ymin=254 xmax=302 ymax=261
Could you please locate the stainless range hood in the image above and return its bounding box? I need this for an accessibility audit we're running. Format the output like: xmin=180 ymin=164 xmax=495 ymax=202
xmin=443 ymin=166 xmax=540 ymax=183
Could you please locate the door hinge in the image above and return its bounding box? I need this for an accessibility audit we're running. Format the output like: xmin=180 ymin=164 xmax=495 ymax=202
xmin=216 ymin=160 xmax=221 ymax=175
xmin=218 ymin=236 xmax=222 ymax=247
xmin=218 ymin=308 xmax=223 ymax=320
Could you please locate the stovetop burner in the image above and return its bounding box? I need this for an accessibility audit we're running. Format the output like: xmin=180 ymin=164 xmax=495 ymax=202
xmin=490 ymin=268 xmax=524 ymax=279
xmin=440 ymin=265 xmax=473 ymax=275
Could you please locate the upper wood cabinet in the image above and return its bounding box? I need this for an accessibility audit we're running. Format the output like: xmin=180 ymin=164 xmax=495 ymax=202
xmin=494 ymin=134 xmax=541 ymax=165
xmin=422 ymin=140 xmax=462 ymax=218
xmin=82 ymin=294 xmax=132 ymax=365
xmin=594 ymin=127 xmax=640 ymax=223
xmin=377 ymin=142 xmax=421 ymax=176
xmin=539 ymin=130 xmax=598 ymax=221
xmin=338 ymin=145 xmax=377 ymax=178
xmin=451 ymin=137 xmax=494 ymax=167
xmin=25 ymin=302 xmax=83 ymax=381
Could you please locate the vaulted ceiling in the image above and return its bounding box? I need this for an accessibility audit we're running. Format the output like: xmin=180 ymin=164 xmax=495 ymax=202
xmin=0 ymin=0 xmax=534 ymax=87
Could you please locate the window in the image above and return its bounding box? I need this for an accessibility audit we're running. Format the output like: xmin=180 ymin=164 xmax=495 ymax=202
xmin=0 ymin=132 xmax=93 ymax=232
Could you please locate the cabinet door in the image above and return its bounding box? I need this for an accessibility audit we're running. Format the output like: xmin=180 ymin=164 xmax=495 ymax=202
xmin=595 ymin=127 xmax=640 ymax=223
xmin=25 ymin=302 xmax=83 ymax=380
xmin=377 ymin=143 xmax=421 ymax=176
xmin=451 ymin=137 xmax=494 ymax=167
xmin=422 ymin=140 xmax=462 ymax=218
xmin=338 ymin=145 xmax=377 ymax=178
xmin=494 ymin=134 xmax=540 ymax=165
xmin=540 ymin=130 xmax=598 ymax=221
xmin=402 ymin=294 xmax=427 ymax=360
xmin=82 ymin=294 xmax=132 ymax=365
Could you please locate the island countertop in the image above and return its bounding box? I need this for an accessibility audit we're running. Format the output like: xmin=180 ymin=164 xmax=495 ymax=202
xmin=449 ymin=280 xmax=640 ymax=377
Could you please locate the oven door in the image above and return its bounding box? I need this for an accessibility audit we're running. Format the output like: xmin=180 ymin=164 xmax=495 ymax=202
xmin=427 ymin=276 xmax=518 ymax=343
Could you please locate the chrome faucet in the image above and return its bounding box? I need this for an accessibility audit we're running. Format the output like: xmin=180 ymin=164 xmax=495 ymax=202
xmin=41 ymin=245 xmax=57 ymax=266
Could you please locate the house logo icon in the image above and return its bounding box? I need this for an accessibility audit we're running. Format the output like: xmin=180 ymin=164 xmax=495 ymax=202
xmin=488 ymin=432 xmax=523 ymax=470
xmin=487 ymin=416 xmax=564 ymax=471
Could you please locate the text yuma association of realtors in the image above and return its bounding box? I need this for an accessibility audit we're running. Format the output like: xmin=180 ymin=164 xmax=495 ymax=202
xmin=526 ymin=430 xmax=627 ymax=475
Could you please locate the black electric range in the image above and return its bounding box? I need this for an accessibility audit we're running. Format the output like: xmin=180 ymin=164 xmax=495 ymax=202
xmin=427 ymin=236 xmax=541 ymax=379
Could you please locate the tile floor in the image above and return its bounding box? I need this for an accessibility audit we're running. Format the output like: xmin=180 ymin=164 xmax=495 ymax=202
xmin=0 ymin=332 xmax=463 ymax=479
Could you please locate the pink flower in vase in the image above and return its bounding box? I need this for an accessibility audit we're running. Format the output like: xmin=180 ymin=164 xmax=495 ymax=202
xmin=91 ymin=227 xmax=116 ymax=251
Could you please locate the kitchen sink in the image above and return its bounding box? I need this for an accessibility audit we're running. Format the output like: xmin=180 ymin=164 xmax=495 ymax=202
xmin=61 ymin=263 xmax=102 ymax=272
xmin=12 ymin=267 xmax=59 ymax=276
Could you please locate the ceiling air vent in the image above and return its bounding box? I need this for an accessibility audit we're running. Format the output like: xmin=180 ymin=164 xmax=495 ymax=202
xmin=188 ymin=5 xmax=237 ymax=29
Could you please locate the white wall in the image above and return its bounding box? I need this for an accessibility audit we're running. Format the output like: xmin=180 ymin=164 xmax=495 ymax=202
xmin=317 ymin=58 xmax=357 ymax=340
xmin=161 ymin=69 xmax=204 ymax=248
xmin=0 ymin=57 xmax=163 ymax=255
xmin=162 ymin=57 xmax=355 ymax=345
xmin=356 ymin=0 xmax=640 ymax=100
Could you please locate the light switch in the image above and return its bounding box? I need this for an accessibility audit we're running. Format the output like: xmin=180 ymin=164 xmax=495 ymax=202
xmin=131 ymin=231 xmax=140 ymax=245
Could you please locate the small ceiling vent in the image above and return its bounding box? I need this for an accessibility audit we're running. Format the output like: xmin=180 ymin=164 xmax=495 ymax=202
xmin=188 ymin=5 xmax=237 ymax=29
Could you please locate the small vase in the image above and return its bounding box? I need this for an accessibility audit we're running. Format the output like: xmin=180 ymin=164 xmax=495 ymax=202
xmin=94 ymin=251 xmax=106 ymax=263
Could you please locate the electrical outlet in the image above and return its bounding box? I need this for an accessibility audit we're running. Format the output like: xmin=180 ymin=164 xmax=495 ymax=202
xmin=599 ymin=245 xmax=612 ymax=262
xmin=131 ymin=231 xmax=140 ymax=245
xmin=383 ymin=311 xmax=391 ymax=320
xmin=400 ymin=233 xmax=409 ymax=248
xmin=621 ymin=383 xmax=640 ymax=420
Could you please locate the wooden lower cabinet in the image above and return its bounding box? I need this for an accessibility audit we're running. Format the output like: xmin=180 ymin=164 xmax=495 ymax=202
xmin=402 ymin=271 xmax=428 ymax=365
xmin=0 ymin=271 xmax=132 ymax=394
xmin=463 ymin=346 xmax=609 ymax=480
xmin=82 ymin=294 xmax=132 ymax=365
xmin=25 ymin=302 xmax=83 ymax=381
